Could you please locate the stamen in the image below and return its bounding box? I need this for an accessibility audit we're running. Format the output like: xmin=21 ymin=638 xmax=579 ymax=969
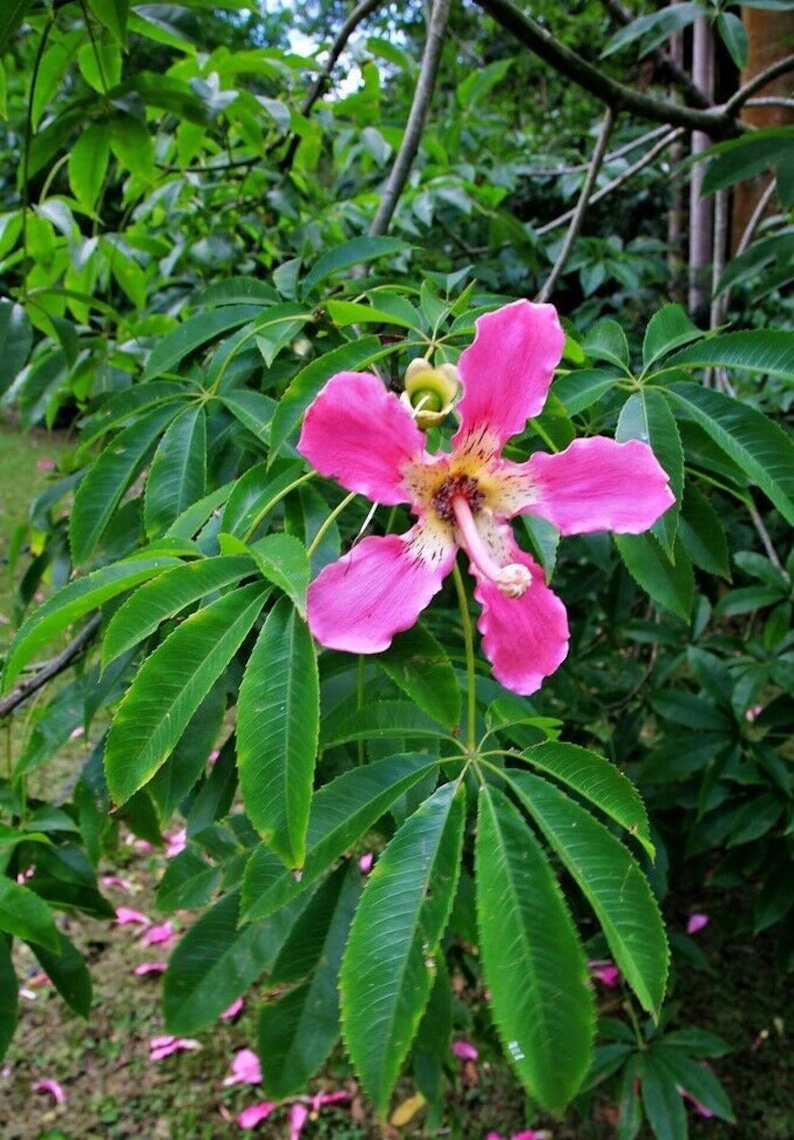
xmin=451 ymin=497 xmax=532 ymax=598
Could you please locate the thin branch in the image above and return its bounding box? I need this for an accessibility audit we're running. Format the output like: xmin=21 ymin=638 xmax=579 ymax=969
xmin=474 ymin=0 xmax=739 ymax=139
xmin=736 ymin=179 xmax=779 ymax=259
xmin=368 ymin=0 xmax=453 ymax=236
xmin=599 ymin=0 xmax=712 ymax=109
xmin=536 ymin=107 xmax=616 ymax=303
xmin=724 ymin=54 xmax=794 ymax=117
xmin=0 ymin=616 xmax=100 ymax=720
xmin=537 ymin=125 xmax=684 ymax=235
xmin=279 ymin=0 xmax=386 ymax=172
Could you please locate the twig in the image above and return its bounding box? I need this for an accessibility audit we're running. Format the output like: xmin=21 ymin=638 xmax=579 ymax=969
xmin=536 ymin=107 xmax=616 ymax=303
xmin=0 ymin=616 xmax=100 ymax=720
xmin=735 ymin=179 xmax=779 ymax=259
xmin=368 ymin=0 xmax=453 ymax=236
xmin=537 ymin=125 xmax=684 ymax=235
xmin=474 ymin=0 xmax=739 ymax=139
xmin=279 ymin=0 xmax=385 ymax=172
xmin=724 ymin=54 xmax=794 ymax=117
xmin=747 ymin=498 xmax=785 ymax=574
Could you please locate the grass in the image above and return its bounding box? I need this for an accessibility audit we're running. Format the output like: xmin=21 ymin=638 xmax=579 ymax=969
xmin=0 ymin=422 xmax=793 ymax=1138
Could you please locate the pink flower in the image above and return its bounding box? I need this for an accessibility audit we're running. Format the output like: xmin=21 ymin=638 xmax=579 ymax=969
xmin=298 ymin=301 xmax=673 ymax=695
xmin=149 ymin=1035 xmax=200 ymax=1060
xmin=223 ymin=1048 xmax=263 ymax=1086
xmin=289 ymin=1103 xmax=309 ymax=1140
xmin=238 ymin=1102 xmax=276 ymax=1128
xmin=588 ymin=959 xmax=622 ymax=988
xmin=141 ymin=922 xmax=175 ymax=947
xmin=115 ymin=906 xmax=150 ymax=927
xmin=686 ymin=913 xmax=709 ymax=935
xmin=451 ymin=1038 xmax=479 ymax=1061
xmin=220 ymin=997 xmax=244 ymax=1020
xmin=32 ymin=1078 xmax=66 ymax=1104
xmin=134 ymin=961 xmax=168 ymax=976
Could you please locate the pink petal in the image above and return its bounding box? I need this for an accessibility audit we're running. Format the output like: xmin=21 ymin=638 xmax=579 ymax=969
xmin=100 ymin=875 xmax=134 ymax=891
xmin=149 ymin=1035 xmax=200 ymax=1060
xmin=687 ymin=913 xmax=709 ymax=935
xmin=220 ymin=997 xmax=244 ymax=1019
xmin=307 ymin=528 xmax=455 ymax=654
xmin=141 ymin=922 xmax=175 ymax=947
xmin=134 ymin=961 xmax=167 ymax=976
xmin=588 ymin=960 xmax=621 ymax=988
xmin=358 ymin=852 xmax=374 ymax=874
xmin=680 ymin=1088 xmax=714 ymax=1118
xmin=310 ymin=1090 xmax=350 ymax=1109
xmin=526 ymin=437 xmax=674 ymax=535
xmin=298 ymin=371 xmax=428 ymax=506
xmin=223 ymin=1048 xmax=262 ymax=1086
xmin=472 ymin=538 xmax=569 ymax=695
xmin=451 ymin=1039 xmax=478 ymax=1061
xmin=453 ymin=300 xmax=564 ymax=449
xmin=32 ymin=1078 xmax=66 ymax=1104
xmin=164 ymin=828 xmax=187 ymax=858
xmin=115 ymin=906 xmax=150 ymax=926
xmin=289 ymin=1103 xmax=309 ymax=1140
xmin=238 ymin=1102 xmax=276 ymax=1129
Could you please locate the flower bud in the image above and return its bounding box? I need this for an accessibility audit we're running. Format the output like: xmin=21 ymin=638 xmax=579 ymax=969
xmin=400 ymin=358 xmax=460 ymax=429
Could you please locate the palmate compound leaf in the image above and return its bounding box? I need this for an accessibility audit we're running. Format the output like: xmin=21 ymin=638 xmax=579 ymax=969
xmin=340 ymin=782 xmax=465 ymax=1118
xmin=475 ymin=785 xmax=595 ymax=1115
xmin=258 ymin=862 xmax=362 ymax=1098
xmin=105 ymin=582 xmax=268 ymax=805
xmin=237 ymin=596 xmax=319 ymax=869
xmin=240 ymin=753 xmax=440 ymax=922
xmin=508 ymin=771 xmax=668 ymax=1015
xmin=519 ymin=741 xmax=655 ymax=858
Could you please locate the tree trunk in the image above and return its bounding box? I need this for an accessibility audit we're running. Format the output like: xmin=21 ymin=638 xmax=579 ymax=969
xmin=730 ymin=6 xmax=794 ymax=252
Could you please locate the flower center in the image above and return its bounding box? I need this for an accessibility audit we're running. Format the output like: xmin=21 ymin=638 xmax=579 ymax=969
xmin=450 ymin=495 xmax=532 ymax=599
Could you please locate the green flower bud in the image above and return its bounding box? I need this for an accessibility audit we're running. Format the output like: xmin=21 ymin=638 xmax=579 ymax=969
xmin=400 ymin=358 xmax=460 ymax=429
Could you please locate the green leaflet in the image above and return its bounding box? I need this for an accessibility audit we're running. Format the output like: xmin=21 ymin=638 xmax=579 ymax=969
xmin=29 ymin=931 xmax=92 ymax=1019
xmin=509 ymin=770 xmax=668 ymax=1015
xmin=476 ymin=786 xmax=595 ymax=1114
xmin=340 ymin=782 xmax=465 ymax=1117
xmin=105 ymin=581 xmax=268 ymax=804
xmin=101 ymin=554 xmax=254 ymax=668
xmin=240 ymin=753 xmax=440 ymax=922
xmin=0 ymin=878 xmax=60 ymax=951
xmin=2 ymin=555 xmax=182 ymax=690
xmin=259 ymin=862 xmax=361 ymax=1098
xmin=70 ymin=403 xmax=178 ymax=563
xmin=238 ymin=597 xmax=319 ymax=868
xmin=164 ymin=888 xmax=310 ymax=1036
xmin=616 ymin=389 xmax=683 ymax=555
xmin=519 ymin=741 xmax=654 ymax=857
xmin=0 ymin=936 xmax=18 ymax=1061
xmin=667 ymin=381 xmax=794 ymax=525
xmin=144 ymin=404 xmax=207 ymax=537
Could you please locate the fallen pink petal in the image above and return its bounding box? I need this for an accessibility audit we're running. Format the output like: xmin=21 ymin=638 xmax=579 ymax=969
xmin=310 ymin=1090 xmax=350 ymax=1110
xmin=687 ymin=913 xmax=709 ymax=935
xmin=164 ymin=828 xmax=187 ymax=858
xmin=220 ymin=997 xmax=244 ymax=1020
xmin=237 ymin=1102 xmax=276 ymax=1129
xmin=32 ymin=1078 xmax=66 ymax=1104
xmin=35 ymin=457 xmax=56 ymax=471
xmin=115 ymin=906 xmax=150 ymax=927
xmin=358 ymin=851 xmax=374 ymax=874
xmin=289 ymin=1103 xmax=309 ymax=1140
xmin=149 ymin=1035 xmax=200 ymax=1060
xmin=588 ymin=959 xmax=622 ymax=988
xmin=298 ymin=300 xmax=673 ymax=694
xmin=223 ymin=1048 xmax=263 ymax=1086
xmin=140 ymin=921 xmax=176 ymax=947
xmin=100 ymin=874 xmax=134 ymax=892
xmin=680 ymin=1087 xmax=715 ymax=1118
xmin=134 ymin=961 xmax=168 ymax=976
xmin=451 ymin=1039 xmax=479 ymax=1061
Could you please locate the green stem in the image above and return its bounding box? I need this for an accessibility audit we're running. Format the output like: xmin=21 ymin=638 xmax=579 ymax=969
xmin=241 ymin=470 xmax=316 ymax=543
xmin=306 ymin=491 xmax=357 ymax=559
xmin=356 ymin=654 xmax=365 ymax=766
xmin=452 ymin=559 xmax=477 ymax=753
